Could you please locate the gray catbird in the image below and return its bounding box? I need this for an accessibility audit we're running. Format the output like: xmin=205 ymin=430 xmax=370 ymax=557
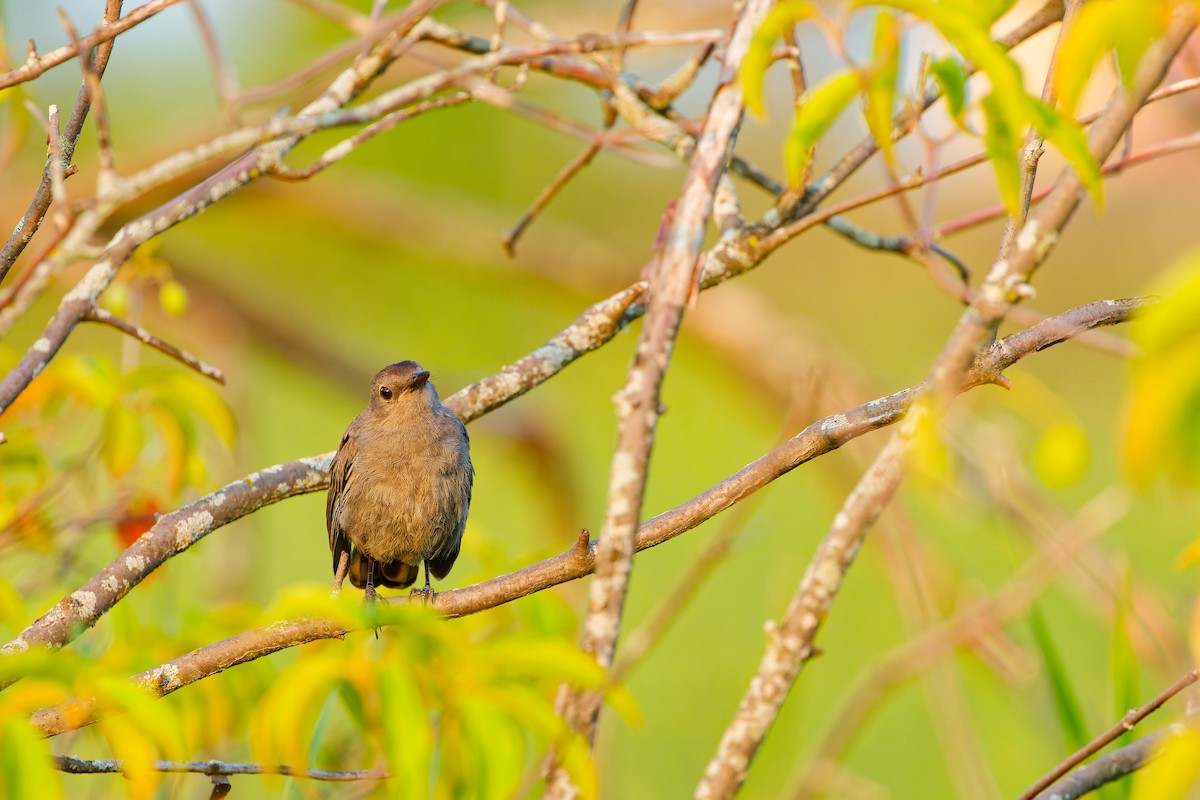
xmin=326 ymin=361 xmax=474 ymax=601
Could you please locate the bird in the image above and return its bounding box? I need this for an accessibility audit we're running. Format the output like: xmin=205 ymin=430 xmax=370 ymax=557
xmin=326 ymin=361 xmax=474 ymax=604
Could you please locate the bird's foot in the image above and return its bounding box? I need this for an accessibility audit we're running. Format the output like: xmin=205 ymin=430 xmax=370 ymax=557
xmin=409 ymin=586 xmax=436 ymax=607
xmin=362 ymin=584 xmax=382 ymax=639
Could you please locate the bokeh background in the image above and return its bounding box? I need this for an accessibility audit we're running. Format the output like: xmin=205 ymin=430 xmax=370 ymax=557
xmin=3 ymin=1 xmax=1200 ymax=797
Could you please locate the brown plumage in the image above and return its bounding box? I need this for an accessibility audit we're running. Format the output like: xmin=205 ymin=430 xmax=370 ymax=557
xmin=326 ymin=361 xmax=473 ymax=598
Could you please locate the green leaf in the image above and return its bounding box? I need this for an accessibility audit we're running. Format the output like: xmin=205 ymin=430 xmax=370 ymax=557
xmin=148 ymin=406 xmax=189 ymax=495
xmin=929 ymin=56 xmax=969 ymax=122
xmin=378 ymin=664 xmax=431 ymax=796
xmin=1027 ymin=98 xmax=1103 ymax=209
xmin=461 ymin=698 xmax=526 ymax=799
xmin=981 ymin=92 xmax=1020 ymax=218
xmin=1033 ymin=422 xmax=1090 ymax=488
xmin=98 ymin=677 xmax=185 ymax=753
xmin=939 ymin=0 xmax=1017 ymax=28
xmin=147 ymin=371 xmax=237 ymax=449
xmin=1028 ymin=603 xmax=1089 ymax=750
xmin=1 ymin=718 xmax=64 ymax=800
xmin=1112 ymin=5 xmax=1168 ymax=90
xmin=252 ymin=652 xmax=347 ymax=777
xmin=483 ymin=637 xmax=606 ymax=687
xmin=1108 ymin=575 xmax=1139 ymax=750
xmin=785 ymin=69 xmax=861 ymax=187
xmin=874 ymin=0 xmax=1101 ymax=209
xmin=740 ymin=1 xmax=817 ymax=118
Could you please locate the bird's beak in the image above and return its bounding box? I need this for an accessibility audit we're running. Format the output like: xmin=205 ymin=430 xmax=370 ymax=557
xmin=412 ymin=370 xmax=431 ymax=387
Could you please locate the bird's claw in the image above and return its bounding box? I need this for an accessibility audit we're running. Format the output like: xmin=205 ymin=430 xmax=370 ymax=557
xmin=409 ymin=586 xmax=435 ymax=607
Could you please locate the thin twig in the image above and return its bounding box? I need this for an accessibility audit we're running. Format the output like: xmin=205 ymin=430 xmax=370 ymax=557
xmin=0 ymin=0 xmax=122 ymax=285
xmin=269 ymin=92 xmax=472 ymax=180
xmin=55 ymin=7 xmax=116 ymax=194
xmin=27 ymin=103 xmax=70 ymax=230
xmin=1031 ymin=725 xmax=1182 ymax=800
xmin=84 ymin=306 xmax=226 ymax=384
xmin=996 ymin=0 xmax=1082 ymax=259
xmin=1017 ymin=668 xmax=1200 ymax=800
xmin=502 ymin=138 xmax=604 ymax=256
xmin=940 ymin=129 xmax=1200 ymax=238
xmin=0 ymin=0 xmax=183 ymax=91
xmin=187 ymin=0 xmax=242 ymax=127
xmin=0 ymin=2 xmax=444 ymax=415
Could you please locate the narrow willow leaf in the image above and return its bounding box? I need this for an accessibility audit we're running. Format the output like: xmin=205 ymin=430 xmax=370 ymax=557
xmin=785 ymin=69 xmax=861 ymax=187
xmin=379 ymin=665 xmax=431 ymax=798
xmin=1123 ymin=250 xmax=1200 ymax=484
xmin=1028 ymin=603 xmax=1089 ymax=750
xmin=1027 ymin=98 xmax=1103 ymax=208
xmin=929 ymin=56 xmax=969 ymax=122
xmin=101 ymin=404 xmax=144 ymax=477
xmin=981 ymin=92 xmax=1020 ymax=218
xmin=1108 ymin=578 xmax=1140 ymax=750
xmin=866 ymin=11 xmax=902 ymax=163
xmin=740 ymin=0 xmax=817 ymax=118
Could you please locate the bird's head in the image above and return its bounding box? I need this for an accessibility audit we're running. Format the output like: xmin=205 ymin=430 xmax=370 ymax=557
xmin=368 ymin=360 xmax=435 ymax=414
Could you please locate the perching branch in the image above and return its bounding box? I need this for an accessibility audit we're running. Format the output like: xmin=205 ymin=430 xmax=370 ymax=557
xmin=23 ymin=297 xmax=1148 ymax=737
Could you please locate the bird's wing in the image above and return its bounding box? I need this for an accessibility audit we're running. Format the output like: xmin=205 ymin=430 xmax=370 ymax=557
xmin=429 ymin=414 xmax=473 ymax=580
xmin=326 ymin=426 xmax=357 ymax=573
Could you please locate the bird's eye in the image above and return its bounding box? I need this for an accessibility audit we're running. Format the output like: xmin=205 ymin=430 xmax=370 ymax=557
xmin=379 ymin=386 xmax=393 ymax=400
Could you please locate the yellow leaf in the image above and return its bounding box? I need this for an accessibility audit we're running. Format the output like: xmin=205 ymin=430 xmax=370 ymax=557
xmin=906 ymin=396 xmax=954 ymax=483
xmin=1034 ymin=423 xmax=1090 ymax=488
xmin=865 ymin=11 xmax=901 ymax=164
xmin=740 ymin=1 xmax=817 ymax=118
xmin=1130 ymin=728 xmax=1200 ymax=800
xmin=101 ymin=405 xmax=144 ymax=477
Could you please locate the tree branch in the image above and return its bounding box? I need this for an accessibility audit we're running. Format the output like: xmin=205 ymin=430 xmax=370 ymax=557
xmin=696 ymin=9 xmax=1194 ymax=793
xmin=0 ymin=0 xmax=181 ymax=92
xmin=0 ymin=0 xmax=123 ymax=285
xmin=546 ymin=2 xmax=773 ymax=790
xmin=0 ymin=1 xmax=441 ymax=415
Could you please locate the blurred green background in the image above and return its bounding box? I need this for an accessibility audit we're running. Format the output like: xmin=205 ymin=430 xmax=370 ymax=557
xmin=3 ymin=1 xmax=1200 ymax=797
